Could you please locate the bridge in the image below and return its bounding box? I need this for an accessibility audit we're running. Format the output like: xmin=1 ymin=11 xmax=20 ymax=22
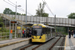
xmin=0 ymin=13 xmax=75 ymax=50
xmin=0 ymin=13 xmax=75 ymax=27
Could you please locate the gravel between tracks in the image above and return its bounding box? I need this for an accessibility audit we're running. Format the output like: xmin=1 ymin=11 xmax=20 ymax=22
xmin=25 ymin=45 xmax=38 ymax=50
xmin=13 ymin=37 xmax=65 ymax=50
xmin=52 ymin=37 xmax=64 ymax=50
xmin=12 ymin=44 xmax=31 ymax=50
xmin=35 ymin=37 xmax=59 ymax=50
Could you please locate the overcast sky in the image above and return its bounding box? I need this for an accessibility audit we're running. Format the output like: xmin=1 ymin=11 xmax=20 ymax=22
xmin=0 ymin=0 xmax=75 ymax=18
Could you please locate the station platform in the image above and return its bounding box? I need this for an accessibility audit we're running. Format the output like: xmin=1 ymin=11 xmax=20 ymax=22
xmin=65 ymin=35 xmax=75 ymax=50
xmin=0 ymin=38 xmax=30 ymax=50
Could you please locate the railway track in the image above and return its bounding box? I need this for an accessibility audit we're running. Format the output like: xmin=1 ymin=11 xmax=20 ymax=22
xmin=20 ymin=38 xmax=54 ymax=50
xmin=48 ymin=37 xmax=61 ymax=50
xmin=58 ymin=37 xmax=65 ymax=50
xmin=48 ymin=37 xmax=65 ymax=50
xmin=20 ymin=44 xmax=44 ymax=50
xmin=13 ymin=37 xmax=65 ymax=50
xmin=20 ymin=44 xmax=33 ymax=50
xmin=32 ymin=44 xmax=43 ymax=50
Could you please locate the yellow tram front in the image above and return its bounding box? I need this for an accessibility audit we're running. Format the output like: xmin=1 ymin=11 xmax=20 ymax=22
xmin=31 ymin=24 xmax=46 ymax=42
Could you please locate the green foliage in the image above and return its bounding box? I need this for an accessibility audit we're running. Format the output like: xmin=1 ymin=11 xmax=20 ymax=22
xmin=3 ymin=8 xmax=12 ymax=14
xmin=3 ymin=8 xmax=22 ymax=15
xmin=22 ymin=14 xmax=26 ymax=16
xmin=42 ymin=13 xmax=48 ymax=17
xmin=56 ymin=27 xmax=68 ymax=35
xmin=17 ymin=13 xmax=21 ymax=15
xmin=0 ymin=17 xmax=3 ymax=21
xmin=68 ymin=13 xmax=75 ymax=19
xmin=0 ymin=22 xmax=4 ymax=27
xmin=11 ymin=12 xmax=15 ymax=15
xmin=62 ymin=32 xmax=68 ymax=35
xmin=67 ymin=13 xmax=75 ymax=30
xmin=36 ymin=2 xmax=48 ymax=17
xmin=0 ymin=27 xmax=9 ymax=32
xmin=0 ymin=17 xmax=9 ymax=32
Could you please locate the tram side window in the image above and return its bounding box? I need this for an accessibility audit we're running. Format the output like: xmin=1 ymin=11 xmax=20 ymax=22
xmin=46 ymin=28 xmax=48 ymax=34
xmin=47 ymin=28 xmax=50 ymax=34
xmin=42 ymin=28 xmax=50 ymax=34
xmin=42 ymin=28 xmax=47 ymax=34
xmin=46 ymin=28 xmax=49 ymax=34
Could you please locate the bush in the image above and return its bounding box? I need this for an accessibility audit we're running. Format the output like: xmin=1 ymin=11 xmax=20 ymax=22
xmin=0 ymin=27 xmax=9 ymax=32
xmin=62 ymin=32 xmax=68 ymax=35
xmin=0 ymin=17 xmax=3 ymax=21
xmin=0 ymin=22 xmax=4 ymax=27
xmin=0 ymin=17 xmax=9 ymax=32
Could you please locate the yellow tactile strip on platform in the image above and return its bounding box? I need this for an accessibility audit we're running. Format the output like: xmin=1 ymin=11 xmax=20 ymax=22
xmin=0 ymin=39 xmax=30 ymax=48
xmin=64 ymin=35 xmax=67 ymax=50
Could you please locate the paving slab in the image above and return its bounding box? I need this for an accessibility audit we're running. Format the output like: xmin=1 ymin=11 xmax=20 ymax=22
xmin=0 ymin=38 xmax=30 ymax=47
xmin=65 ymin=35 xmax=75 ymax=50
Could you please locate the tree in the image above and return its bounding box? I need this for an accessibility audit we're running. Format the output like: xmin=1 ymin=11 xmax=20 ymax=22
xmin=42 ymin=13 xmax=48 ymax=17
xmin=68 ymin=13 xmax=75 ymax=32
xmin=22 ymin=14 xmax=26 ymax=16
xmin=68 ymin=13 xmax=75 ymax=19
xmin=3 ymin=8 xmax=21 ymax=15
xmin=3 ymin=8 xmax=12 ymax=14
xmin=36 ymin=2 xmax=48 ymax=17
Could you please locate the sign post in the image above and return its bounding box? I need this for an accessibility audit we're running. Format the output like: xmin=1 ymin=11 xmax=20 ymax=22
xmin=9 ymin=20 xmax=17 ymax=39
xmin=9 ymin=20 xmax=12 ymax=39
xmin=10 ymin=29 xmax=13 ymax=39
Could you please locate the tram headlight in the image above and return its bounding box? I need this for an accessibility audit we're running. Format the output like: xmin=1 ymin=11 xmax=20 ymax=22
xmin=32 ymin=37 xmax=34 ymax=39
xmin=39 ymin=36 xmax=41 ymax=39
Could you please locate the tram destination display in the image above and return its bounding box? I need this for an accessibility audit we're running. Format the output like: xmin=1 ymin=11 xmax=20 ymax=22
xmin=33 ymin=26 xmax=42 ymax=28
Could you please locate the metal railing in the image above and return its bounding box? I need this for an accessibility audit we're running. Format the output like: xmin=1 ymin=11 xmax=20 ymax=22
xmin=1 ymin=14 xmax=75 ymax=27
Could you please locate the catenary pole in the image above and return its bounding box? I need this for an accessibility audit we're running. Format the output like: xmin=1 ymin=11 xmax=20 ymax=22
xmin=54 ymin=15 xmax=56 ymax=36
xmin=15 ymin=2 xmax=17 ymax=38
xmin=25 ymin=0 xmax=27 ymax=24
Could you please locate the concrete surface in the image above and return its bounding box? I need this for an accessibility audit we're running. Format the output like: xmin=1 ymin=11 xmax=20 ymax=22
xmin=65 ymin=35 xmax=75 ymax=50
xmin=0 ymin=38 xmax=30 ymax=50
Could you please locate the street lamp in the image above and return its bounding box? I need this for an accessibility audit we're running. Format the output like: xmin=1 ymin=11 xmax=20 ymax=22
xmin=25 ymin=0 xmax=27 ymax=24
xmin=15 ymin=2 xmax=21 ymax=20
xmin=15 ymin=2 xmax=21 ymax=38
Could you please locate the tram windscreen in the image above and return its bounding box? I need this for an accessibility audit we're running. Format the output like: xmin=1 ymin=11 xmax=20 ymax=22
xmin=32 ymin=28 xmax=42 ymax=36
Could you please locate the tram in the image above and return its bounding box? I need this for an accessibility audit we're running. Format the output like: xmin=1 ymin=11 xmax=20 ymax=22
xmin=31 ymin=24 xmax=55 ymax=43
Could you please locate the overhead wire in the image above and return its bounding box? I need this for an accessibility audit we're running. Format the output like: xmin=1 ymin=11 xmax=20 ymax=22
xmin=42 ymin=0 xmax=55 ymax=16
xmin=8 ymin=0 xmax=16 ymax=5
xmin=3 ymin=0 xmax=33 ymax=16
xmin=8 ymin=0 xmax=25 ymax=12
xmin=3 ymin=0 xmax=15 ymax=7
